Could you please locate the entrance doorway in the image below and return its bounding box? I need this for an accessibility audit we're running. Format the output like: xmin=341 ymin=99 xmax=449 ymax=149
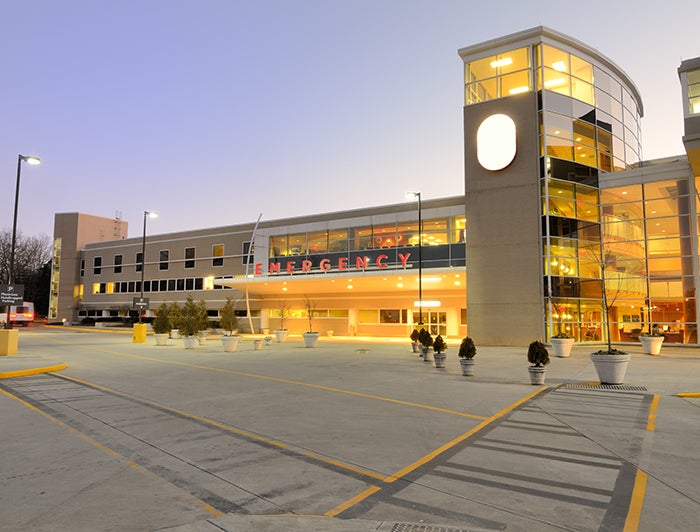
xmin=413 ymin=311 xmax=447 ymax=336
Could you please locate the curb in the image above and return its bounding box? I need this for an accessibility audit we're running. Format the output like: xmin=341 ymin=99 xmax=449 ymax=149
xmin=0 ymin=363 xmax=67 ymax=379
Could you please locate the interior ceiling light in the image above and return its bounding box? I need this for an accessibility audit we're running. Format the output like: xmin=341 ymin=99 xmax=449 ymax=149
xmin=508 ymin=86 xmax=529 ymax=95
xmin=544 ymin=78 xmax=566 ymax=88
xmin=552 ymin=61 xmax=567 ymax=72
xmin=490 ymin=57 xmax=512 ymax=68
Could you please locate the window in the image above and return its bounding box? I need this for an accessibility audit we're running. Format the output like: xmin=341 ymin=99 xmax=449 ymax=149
xmin=688 ymin=69 xmax=700 ymax=114
xmin=185 ymin=247 xmax=195 ymax=269
xmin=159 ymin=250 xmax=169 ymax=271
xmin=80 ymin=259 xmax=85 ymax=277
xmin=114 ymin=254 xmax=122 ymax=274
xmin=242 ymin=241 xmax=253 ymax=264
xmin=135 ymin=252 xmax=143 ymax=272
xmin=93 ymin=256 xmax=102 ymax=275
xmin=465 ymin=46 xmax=531 ymax=104
xmin=213 ymin=244 xmax=224 ymax=267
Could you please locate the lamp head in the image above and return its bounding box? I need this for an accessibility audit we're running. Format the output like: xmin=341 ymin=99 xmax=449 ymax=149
xmin=405 ymin=191 xmax=421 ymax=200
xmin=145 ymin=211 xmax=158 ymax=219
xmin=20 ymin=155 xmax=41 ymax=165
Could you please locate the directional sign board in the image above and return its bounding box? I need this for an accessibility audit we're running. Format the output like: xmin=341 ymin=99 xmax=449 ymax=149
xmin=0 ymin=284 xmax=25 ymax=305
xmin=133 ymin=297 xmax=150 ymax=310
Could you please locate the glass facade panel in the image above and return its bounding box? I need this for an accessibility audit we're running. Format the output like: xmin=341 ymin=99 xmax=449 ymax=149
xmin=270 ymin=235 xmax=287 ymax=257
xmin=307 ymin=231 xmax=328 ymax=254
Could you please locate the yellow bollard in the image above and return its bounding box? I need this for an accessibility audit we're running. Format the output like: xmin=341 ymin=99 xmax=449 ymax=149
xmin=133 ymin=323 xmax=147 ymax=343
xmin=0 ymin=329 xmax=19 ymax=355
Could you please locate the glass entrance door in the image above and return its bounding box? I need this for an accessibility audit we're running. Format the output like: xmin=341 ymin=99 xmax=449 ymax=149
xmin=413 ymin=311 xmax=447 ymax=336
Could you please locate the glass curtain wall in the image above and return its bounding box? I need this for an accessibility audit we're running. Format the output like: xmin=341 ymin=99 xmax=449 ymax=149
xmin=537 ymin=43 xmax=643 ymax=343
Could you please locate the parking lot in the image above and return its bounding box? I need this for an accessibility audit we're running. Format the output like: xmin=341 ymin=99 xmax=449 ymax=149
xmin=1 ymin=327 xmax=699 ymax=531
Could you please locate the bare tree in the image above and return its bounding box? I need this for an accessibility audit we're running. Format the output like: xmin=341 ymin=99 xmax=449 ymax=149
xmin=0 ymin=229 xmax=52 ymax=284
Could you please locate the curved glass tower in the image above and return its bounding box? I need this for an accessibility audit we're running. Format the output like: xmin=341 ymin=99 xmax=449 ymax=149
xmin=460 ymin=27 xmax=645 ymax=345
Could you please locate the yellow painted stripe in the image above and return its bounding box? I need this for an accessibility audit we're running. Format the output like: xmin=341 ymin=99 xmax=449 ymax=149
xmin=324 ymin=486 xmax=382 ymax=517
xmin=623 ymin=470 xmax=648 ymax=532
xmin=325 ymin=387 xmax=549 ymax=517
xmin=623 ymin=393 xmax=658 ymax=531
xmin=56 ymin=373 xmax=385 ymax=481
xmin=50 ymin=340 xmax=487 ymax=420
xmin=646 ymin=394 xmax=660 ymax=431
xmin=383 ymin=386 xmax=548 ymax=483
xmin=677 ymin=392 xmax=700 ymax=398
xmin=0 ymin=363 xmax=67 ymax=379
xmin=0 ymin=386 xmax=222 ymax=516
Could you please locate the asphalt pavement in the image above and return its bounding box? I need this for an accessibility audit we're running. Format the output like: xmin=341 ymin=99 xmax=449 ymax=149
xmin=1 ymin=327 xmax=698 ymax=532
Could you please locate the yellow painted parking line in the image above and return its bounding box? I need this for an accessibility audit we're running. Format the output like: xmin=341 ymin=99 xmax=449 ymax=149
xmin=0 ymin=385 xmax=223 ymax=517
xmin=324 ymin=386 xmax=549 ymax=516
xmin=56 ymin=373 xmax=386 ymax=481
xmin=324 ymin=486 xmax=382 ymax=517
xmin=677 ymin=392 xmax=700 ymax=398
xmin=50 ymin=339 xmax=487 ymax=421
xmin=623 ymin=393 xmax=659 ymax=532
xmin=0 ymin=363 xmax=67 ymax=379
xmin=646 ymin=394 xmax=659 ymax=431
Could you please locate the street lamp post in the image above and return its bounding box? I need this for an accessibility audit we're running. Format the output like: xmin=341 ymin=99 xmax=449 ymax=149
xmin=139 ymin=211 xmax=158 ymax=323
xmin=4 ymin=154 xmax=40 ymax=330
xmin=406 ymin=192 xmax=423 ymax=325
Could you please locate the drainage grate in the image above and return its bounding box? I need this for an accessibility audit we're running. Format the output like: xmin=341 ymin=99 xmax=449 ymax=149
xmin=391 ymin=524 xmax=468 ymax=532
xmin=563 ymin=383 xmax=648 ymax=391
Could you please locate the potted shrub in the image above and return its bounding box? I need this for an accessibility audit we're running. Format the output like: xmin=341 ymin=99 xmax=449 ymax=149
xmin=432 ymin=335 xmax=447 ymax=368
xmin=590 ymin=348 xmax=630 ymax=384
xmin=410 ymin=329 xmax=420 ymax=353
xmin=527 ymin=340 xmax=550 ymax=385
xmin=302 ymin=296 xmax=320 ymax=347
xmin=219 ymin=297 xmax=240 ymax=352
xmin=151 ymin=303 xmax=171 ymax=346
xmin=169 ymin=302 xmax=181 ymax=339
xmin=177 ymin=296 xmax=209 ymax=349
xmin=274 ymin=301 xmax=289 ymax=343
xmin=639 ymin=328 xmax=664 ymax=355
xmin=418 ymin=328 xmax=433 ymax=361
xmin=550 ymin=332 xmax=575 ymax=358
xmin=458 ymin=336 xmax=476 ymax=376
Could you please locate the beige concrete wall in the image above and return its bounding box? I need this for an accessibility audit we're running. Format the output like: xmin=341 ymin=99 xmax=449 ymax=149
xmin=464 ymin=92 xmax=544 ymax=345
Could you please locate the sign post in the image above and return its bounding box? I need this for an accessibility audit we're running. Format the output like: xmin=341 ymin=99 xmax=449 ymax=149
xmin=0 ymin=284 xmax=24 ymax=354
xmin=132 ymin=297 xmax=149 ymax=343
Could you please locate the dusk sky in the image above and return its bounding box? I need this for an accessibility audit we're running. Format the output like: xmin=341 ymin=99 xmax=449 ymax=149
xmin=2 ymin=0 xmax=698 ymax=239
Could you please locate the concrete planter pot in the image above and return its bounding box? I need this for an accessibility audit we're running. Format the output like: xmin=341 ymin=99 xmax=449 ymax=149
xmin=274 ymin=329 xmax=288 ymax=343
xmin=411 ymin=341 xmax=419 ymax=353
xmin=590 ymin=352 xmax=631 ymax=384
xmin=420 ymin=346 xmax=433 ymax=362
xmin=170 ymin=329 xmax=181 ymax=339
xmin=551 ymin=337 xmax=575 ymax=358
xmin=433 ymin=352 xmax=446 ymax=368
xmin=459 ymin=358 xmax=475 ymax=376
xmin=640 ymin=336 xmax=664 ymax=355
xmin=528 ymin=366 xmax=546 ymax=385
xmin=154 ymin=333 xmax=169 ymax=346
xmin=302 ymin=332 xmax=320 ymax=348
xmin=182 ymin=336 xmax=197 ymax=349
xmin=253 ymin=339 xmax=263 ymax=350
xmin=221 ymin=335 xmax=240 ymax=352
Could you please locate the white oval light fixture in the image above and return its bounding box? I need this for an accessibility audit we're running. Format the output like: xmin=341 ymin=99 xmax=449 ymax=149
xmin=477 ymin=113 xmax=517 ymax=171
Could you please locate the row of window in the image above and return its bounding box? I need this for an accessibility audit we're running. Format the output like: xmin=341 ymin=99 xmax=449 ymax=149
xmin=90 ymin=277 xmax=230 ymax=294
xmin=86 ymin=243 xmax=251 ymax=276
xmin=269 ymin=216 xmax=466 ymax=257
xmin=464 ymin=43 xmax=640 ymax=125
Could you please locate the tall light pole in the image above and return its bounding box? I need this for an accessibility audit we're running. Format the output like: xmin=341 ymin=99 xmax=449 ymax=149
xmin=406 ymin=191 xmax=423 ymax=325
xmin=4 ymin=154 xmax=40 ymax=330
xmin=139 ymin=210 xmax=158 ymax=323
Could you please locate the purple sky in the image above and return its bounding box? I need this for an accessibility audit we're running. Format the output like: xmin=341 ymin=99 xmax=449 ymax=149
xmin=2 ymin=0 xmax=697 ymax=239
